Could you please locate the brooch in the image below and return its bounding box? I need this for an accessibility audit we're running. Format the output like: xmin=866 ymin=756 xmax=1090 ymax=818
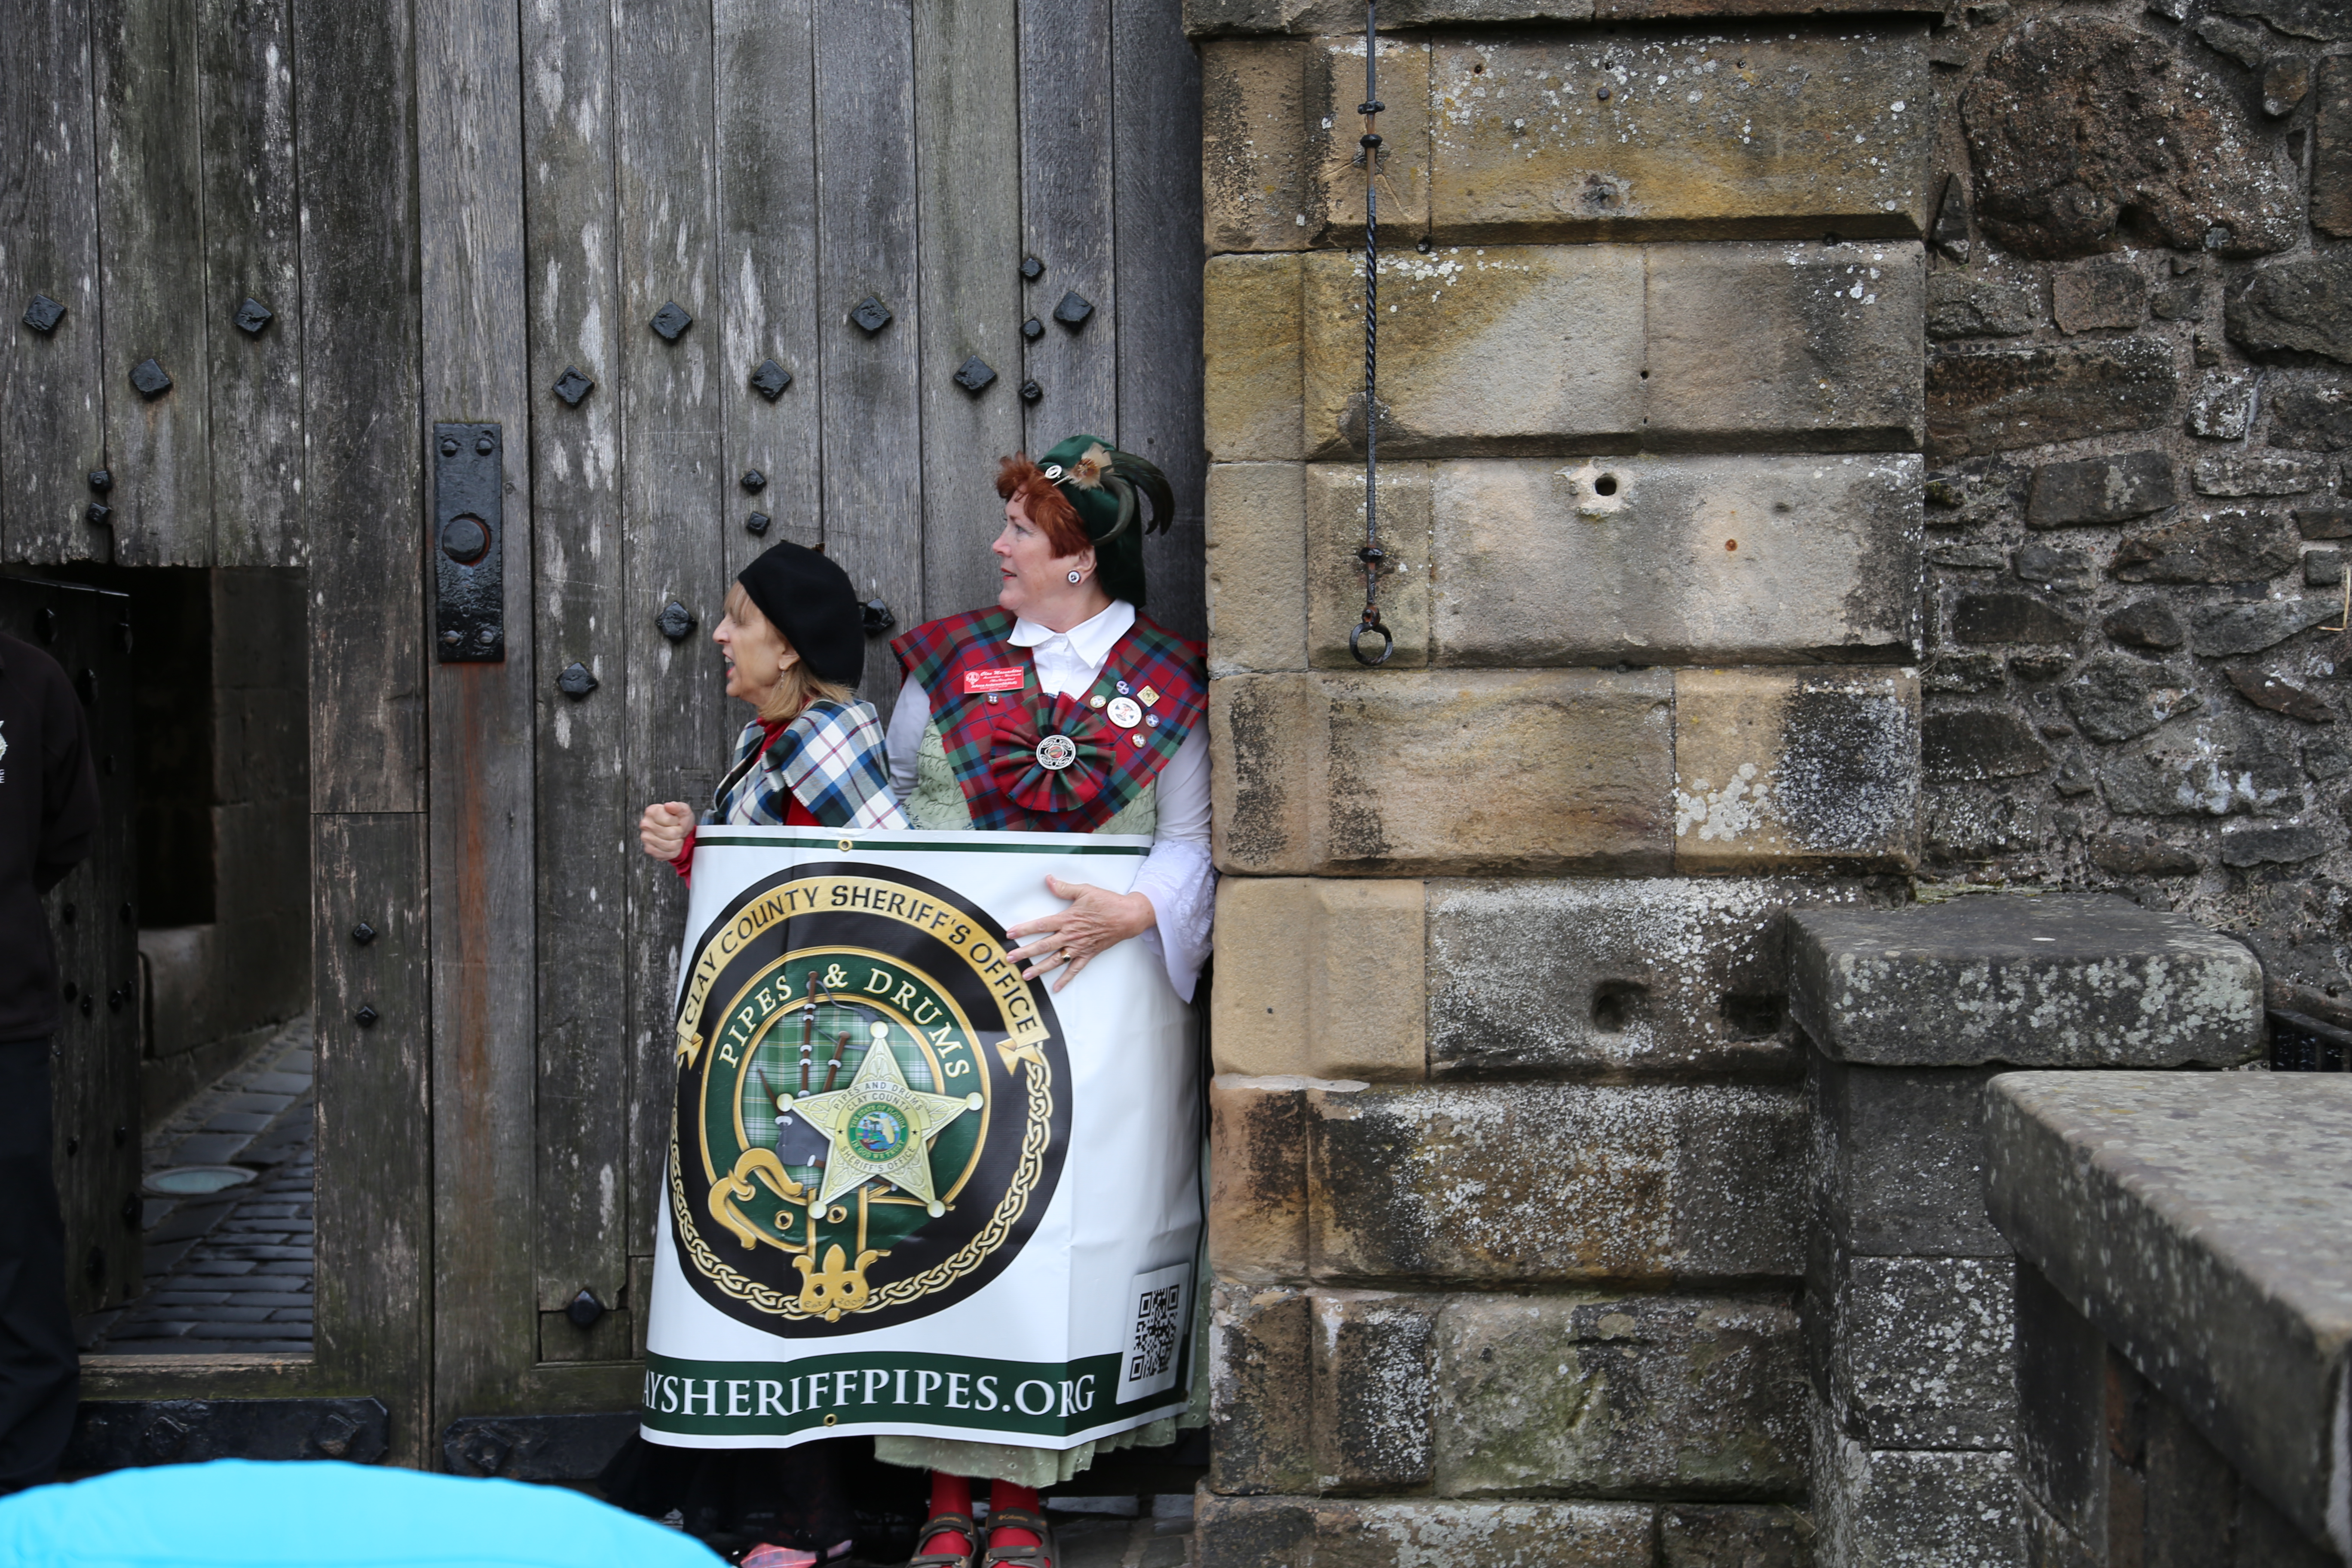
xmin=989 ymin=693 xmax=1111 ymax=815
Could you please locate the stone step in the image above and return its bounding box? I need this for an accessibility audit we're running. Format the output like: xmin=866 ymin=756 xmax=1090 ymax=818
xmin=1788 ymin=893 xmax=2264 ymax=1069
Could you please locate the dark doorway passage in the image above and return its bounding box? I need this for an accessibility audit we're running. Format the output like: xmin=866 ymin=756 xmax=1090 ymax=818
xmin=7 ymin=565 xmax=313 ymax=1350
xmin=34 ymin=566 xmax=312 ymax=1127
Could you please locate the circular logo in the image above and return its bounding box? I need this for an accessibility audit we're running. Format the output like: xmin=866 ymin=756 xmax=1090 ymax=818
xmin=849 ymin=1102 xmax=910 ymax=1161
xmin=1034 ymin=733 xmax=1078 ymax=771
xmin=668 ymin=862 xmax=1069 ymax=1333
xmin=1105 ymin=696 xmax=1142 ymax=729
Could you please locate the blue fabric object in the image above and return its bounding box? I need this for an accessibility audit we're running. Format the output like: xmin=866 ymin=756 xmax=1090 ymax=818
xmin=0 ymin=1458 xmax=724 ymax=1567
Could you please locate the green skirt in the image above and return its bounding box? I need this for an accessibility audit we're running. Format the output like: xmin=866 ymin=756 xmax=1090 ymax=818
xmin=871 ymin=1277 xmax=1209 ymax=1487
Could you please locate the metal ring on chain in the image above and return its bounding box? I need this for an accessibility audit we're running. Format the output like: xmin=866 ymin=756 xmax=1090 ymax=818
xmin=1349 ymin=617 xmax=1395 ymax=666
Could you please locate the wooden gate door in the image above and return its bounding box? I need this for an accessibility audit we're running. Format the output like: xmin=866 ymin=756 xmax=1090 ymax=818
xmin=3 ymin=0 xmax=1200 ymax=1467
xmin=416 ymin=0 xmax=1206 ymax=1455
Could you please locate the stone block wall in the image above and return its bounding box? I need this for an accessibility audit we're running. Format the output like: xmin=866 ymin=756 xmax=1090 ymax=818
xmin=1908 ymin=4 xmax=2352 ymax=989
xmin=1194 ymin=4 xmax=1935 ymax=1562
xmin=1189 ymin=0 xmax=2340 ymax=1560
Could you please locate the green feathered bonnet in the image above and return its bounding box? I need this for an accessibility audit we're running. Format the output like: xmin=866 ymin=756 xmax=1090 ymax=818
xmin=1037 ymin=433 xmax=1174 ymax=609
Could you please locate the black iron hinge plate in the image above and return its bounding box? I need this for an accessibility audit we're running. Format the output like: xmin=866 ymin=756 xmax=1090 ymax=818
xmin=434 ymin=422 xmax=505 ymax=663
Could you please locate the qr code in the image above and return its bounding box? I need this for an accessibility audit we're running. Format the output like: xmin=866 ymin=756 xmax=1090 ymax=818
xmin=1114 ymin=1263 xmax=1191 ymax=1404
xmin=1127 ymin=1284 xmax=1183 ymax=1383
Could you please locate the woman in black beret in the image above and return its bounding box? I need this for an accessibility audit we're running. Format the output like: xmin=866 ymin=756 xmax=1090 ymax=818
xmin=639 ymin=539 xmax=907 ymax=876
xmin=613 ymin=539 xmax=905 ymax=1568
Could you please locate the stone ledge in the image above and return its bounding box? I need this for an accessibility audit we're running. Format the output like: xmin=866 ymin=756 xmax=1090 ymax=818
xmin=1984 ymin=1073 xmax=2352 ymax=1561
xmin=1787 ymin=894 xmax=2265 ymax=1068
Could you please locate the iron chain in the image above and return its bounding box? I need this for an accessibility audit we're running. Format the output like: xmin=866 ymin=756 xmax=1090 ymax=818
xmin=1350 ymin=0 xmax=1393 ymax=667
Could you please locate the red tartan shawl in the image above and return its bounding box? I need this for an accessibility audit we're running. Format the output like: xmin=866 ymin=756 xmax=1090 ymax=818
xmin=891 ymin=606 xmax=1207 ymax=834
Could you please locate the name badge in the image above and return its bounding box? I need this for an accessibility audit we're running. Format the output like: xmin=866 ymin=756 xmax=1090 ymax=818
xmin=963 ymin=667 xmax=1026 ymax=694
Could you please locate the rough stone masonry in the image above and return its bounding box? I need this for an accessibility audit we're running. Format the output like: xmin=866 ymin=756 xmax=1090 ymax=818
xmin=1188 ymin=0 xmax=2344 ymax=1561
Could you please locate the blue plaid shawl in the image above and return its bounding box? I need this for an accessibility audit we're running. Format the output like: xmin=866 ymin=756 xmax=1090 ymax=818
xmin=707 ymin=699 xmax=907 ymax=830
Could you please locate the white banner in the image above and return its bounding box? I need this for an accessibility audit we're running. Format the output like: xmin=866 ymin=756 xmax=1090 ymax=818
xmin=641 ymin=827 xmax=1199 ymax=1451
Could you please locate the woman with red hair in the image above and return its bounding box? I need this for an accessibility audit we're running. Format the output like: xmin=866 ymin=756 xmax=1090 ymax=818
xmin=882 ymin=435 xmax=1212 ymax=1568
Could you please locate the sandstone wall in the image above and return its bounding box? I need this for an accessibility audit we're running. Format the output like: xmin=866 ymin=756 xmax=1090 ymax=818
xmin=1196 ymin=6 xmax=1931 ymax=1566
xmin=1191 ymin=0 xmax=2343 ymax=1562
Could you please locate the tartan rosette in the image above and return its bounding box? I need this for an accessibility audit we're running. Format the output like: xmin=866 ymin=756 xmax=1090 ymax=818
xmin=988 ymin=692 xmax=1113 ymax=816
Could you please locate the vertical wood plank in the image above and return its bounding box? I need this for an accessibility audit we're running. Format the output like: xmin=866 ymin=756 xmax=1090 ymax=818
xmin=713 ymin=0 xmax=819 ymax=578
xmin=914 ymin=0 xmax=1023 ymax=625
xmin=522 ymin=0 xmax=631 ymax=1332
xmin=92 ymin=0 xmax=214 ymax=566
xmin=1113 ymin=0 xmax=1207 ymax=640
xmin=312 ymin=812 xmax=432 ymax=1467
xmin=0 ymin=0 xmax=106 ymax=565
xmin=815 ymin=0 xmax=922 ymax=706
xmin=416 ymin=0 xmax=537 ymax=1421
xmin=294 ymin=0 xmax=422 ymax=814
xmin=1019 ymin=0 xmax=1115 ymax=451
xmin=615 ymin=0 xmax=725 ymax=1281
xmin=199 ymin=0 xmax=303 ymax=566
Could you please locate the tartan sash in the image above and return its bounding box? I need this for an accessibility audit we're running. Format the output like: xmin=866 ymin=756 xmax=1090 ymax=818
xmin=891 ymin=607 xmax=1206 ymax=834
xmin=707 ymin=700 xmax=908 ymax=830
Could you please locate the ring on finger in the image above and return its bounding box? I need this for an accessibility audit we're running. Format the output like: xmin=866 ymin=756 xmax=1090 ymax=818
xmin=1060 ymin=948 xmax=1074 ymax=963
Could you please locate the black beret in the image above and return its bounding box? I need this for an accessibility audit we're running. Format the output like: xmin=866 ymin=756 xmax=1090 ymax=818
xmin=735 ymin=541 xmax=866 ymax=686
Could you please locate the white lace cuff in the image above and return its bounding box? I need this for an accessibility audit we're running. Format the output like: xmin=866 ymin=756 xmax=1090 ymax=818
xmin=1131 ymin=839 xmax=1216 ymax=1003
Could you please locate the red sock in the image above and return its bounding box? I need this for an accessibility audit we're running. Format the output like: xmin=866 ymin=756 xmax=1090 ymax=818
xmin=989 ymin=1482 xmax=1042 ymax=1550
xmin=922 ymin=1471 xmax=973 ymax=1555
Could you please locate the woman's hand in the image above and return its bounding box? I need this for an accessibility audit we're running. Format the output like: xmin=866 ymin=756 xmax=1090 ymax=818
xmin=639 ymin=801 xmax=695 ymax=862
xmin=1006 ymin=874 xmax=1156 ymax=992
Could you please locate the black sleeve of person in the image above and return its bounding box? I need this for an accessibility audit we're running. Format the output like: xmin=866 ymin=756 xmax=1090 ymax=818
xmin=32 ymin=656 xmax=97 ymax=896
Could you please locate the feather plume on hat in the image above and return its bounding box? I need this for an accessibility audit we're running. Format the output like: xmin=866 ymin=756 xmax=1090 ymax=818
xmin=1037 ymin=434 xmax=1176 ymax=607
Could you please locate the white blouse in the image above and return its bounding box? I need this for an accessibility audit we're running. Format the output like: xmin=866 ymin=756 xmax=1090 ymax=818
xmin=885 ymin=600 xmax=1215 ymax=1001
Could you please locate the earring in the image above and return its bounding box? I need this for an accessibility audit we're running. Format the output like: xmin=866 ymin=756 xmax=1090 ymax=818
xmin=1067 ymin=570 xmax=1083 ymax=584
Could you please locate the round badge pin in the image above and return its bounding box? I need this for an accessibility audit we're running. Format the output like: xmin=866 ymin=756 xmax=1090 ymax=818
xmin=1130 ymin=734 xmax=1145 ymax=748
xmin=1089 ymin=695 xmax=1107 ymax=710
xmin=1035 ymin=734 xmax=1078 ymax=771
xmin=1106 ymin=696 xmax=1142 ymax=729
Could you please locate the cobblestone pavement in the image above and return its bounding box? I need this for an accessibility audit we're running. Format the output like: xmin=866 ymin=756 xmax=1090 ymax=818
xmin=86 ymin=1018 xmax=315 ymax=1355
xmin=1047 ymin=1499 xmax=1194 ymax=1568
